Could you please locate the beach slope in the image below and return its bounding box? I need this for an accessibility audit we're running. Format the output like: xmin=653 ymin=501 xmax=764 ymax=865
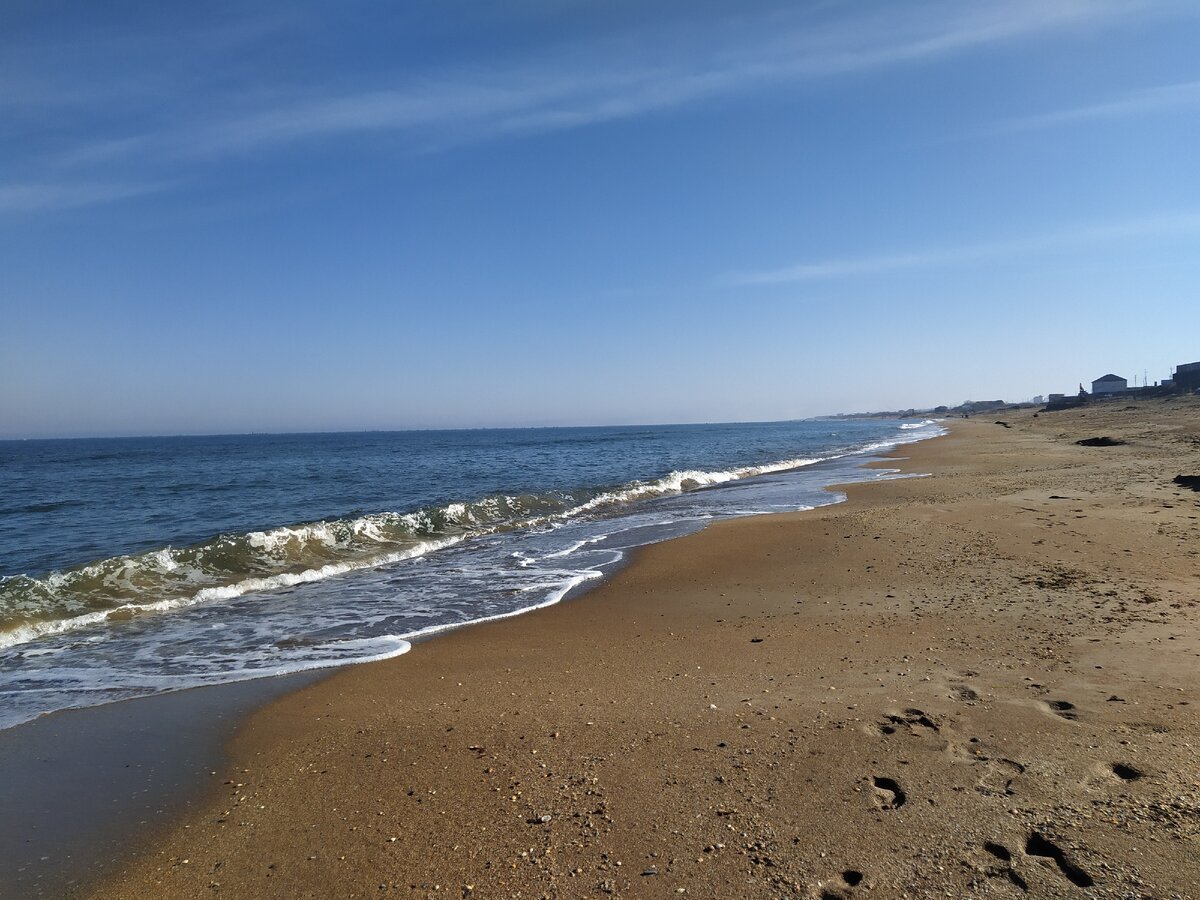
xmin=91 ymin=399 xmax=1200 ymax=898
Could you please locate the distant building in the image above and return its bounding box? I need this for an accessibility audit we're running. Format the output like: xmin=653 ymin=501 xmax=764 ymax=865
xmin=1045 ymin=391 xmax=1084 ymax=410
xmin=1032 ymin=395 xmax=1044 ymax=404
xmin=1174 ymin=361 xmax=1200 ymax=391
xmin=1091 ymin=374 xmax=1127 ymax=395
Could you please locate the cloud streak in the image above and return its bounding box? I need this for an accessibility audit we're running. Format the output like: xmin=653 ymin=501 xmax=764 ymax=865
xmin=732 ymin=211 xmax=1200 ymax=285
xmin=0 ymin=181 xmax=172 ymax=214
xmin=24 ymin=5 xmax=1159 ymax=160
xmin=993 ymin=79 xmax=1200 ymax=133
xmin=3 ymin=0 xmax=1187 ymax=213
xmin=158 ymin=2 xmax=1153 ymax=157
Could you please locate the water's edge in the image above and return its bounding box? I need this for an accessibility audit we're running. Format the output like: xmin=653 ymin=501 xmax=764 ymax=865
xmin=0 ymin=435 xmax=940 ymax=897
xmin=0 ymin=671 xmax=326 ymax=898
xmin=2 ymin=420 xmax=942 ymax=730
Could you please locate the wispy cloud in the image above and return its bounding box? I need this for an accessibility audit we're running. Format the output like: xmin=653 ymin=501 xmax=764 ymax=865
xmin=32 ymin=3 xmax=1163 ymax=164
xmin=732 ymin=211 xmax=1200 ymax=285
xmin=993 ymin=79 xmax=1200 ymax=133
xmin=171 ymin=3 xmax=1153 ymax=156
xmin=0 ymin=181 xmax=171 ymax=214
xmin=3 ymin=0 xmax=1187 ymax=212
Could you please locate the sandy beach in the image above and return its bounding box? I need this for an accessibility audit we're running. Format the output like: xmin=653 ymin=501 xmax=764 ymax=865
xmin=86 ymin=398 xmax=1200 ymax=899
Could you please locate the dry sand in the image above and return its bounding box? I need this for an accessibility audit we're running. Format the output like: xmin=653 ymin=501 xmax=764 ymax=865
xmin=88 ymin=398 xmax=1200 ymax=899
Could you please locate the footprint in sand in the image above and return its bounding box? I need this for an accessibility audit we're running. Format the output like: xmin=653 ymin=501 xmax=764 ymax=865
xmin=1044 ymin=700 xmax=1078 ymax=720
xmin=975 ymin=756 xmax=1025 ymax=797
xmin=1110 ymin=762 xmax=1144 ymax=782
xmin=979 ymin=842 xmax=1028 ymax=892
xmin=983 ymin=841 xmax=1011 ymax=861
xmin=876 ymin=708 xmax=941 ymax=737
xmin=870 ymin=776 xmax=906 ymax=809
xmin=949 ymin=683 xmax=980 ymax=702
xmin=813 ymin=869 xmax=864 ymax=900
xmin=952 ymin=738 xmax=1026 ymax=797
xmin=1024 ymin=832 xmax=1095 ymax=888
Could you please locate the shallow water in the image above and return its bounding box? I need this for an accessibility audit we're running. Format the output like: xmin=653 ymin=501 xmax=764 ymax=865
xmin=0 ymin=418 xmax=942 ymax=728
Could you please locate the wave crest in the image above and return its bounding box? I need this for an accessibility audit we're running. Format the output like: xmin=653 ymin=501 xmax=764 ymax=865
xmin=0 ymin=451 xmax=843 ymax=648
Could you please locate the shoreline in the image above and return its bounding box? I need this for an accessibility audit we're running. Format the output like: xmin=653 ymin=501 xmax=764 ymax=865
xmin=1 ymin=421 xmax=932 ymax=733
xmin=0 ymin=671 xmax=328 ymax=898
xmin=0 ymin=434 xmax=927 ymax=897
xmin=42 ymin=399 xmax=1200 ymax=895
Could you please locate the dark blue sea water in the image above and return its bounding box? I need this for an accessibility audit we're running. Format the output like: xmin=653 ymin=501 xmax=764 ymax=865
xmin=0 ymin=419 xmax=942 ymax=729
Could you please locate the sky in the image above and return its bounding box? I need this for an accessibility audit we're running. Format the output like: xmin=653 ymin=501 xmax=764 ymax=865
xmin=2 ymin=0 xmax=1199 ymax=437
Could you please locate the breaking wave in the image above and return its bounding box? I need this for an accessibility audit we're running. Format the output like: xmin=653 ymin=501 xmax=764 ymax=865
xmin=0 ymin=454 xmax=825 ymax=650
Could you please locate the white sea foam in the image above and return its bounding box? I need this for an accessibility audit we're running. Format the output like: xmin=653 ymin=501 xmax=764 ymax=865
xmin=395 ymin=570 xmax=603 ymax=645
xmin=213 ymin=634 xmax=414 ymax=681
xmin=443 ymin=502 xmax=469 ymax=523
xmin=1 ymin=423 xmax=943 ymax=662
xmin=540 ymin=536 xmax=604 ymax=560
xmin=560 ymin=456 xmax=822 ymax=519
xmin=246 ymin=514 xmax=401 ymax=552
xmin=2 ymin=421 xmax=955 ymax=731
xmin=852 ymin=422 xmax=946 ymax=456
xmin=0 ymin=634 xmax=414 ymax=730
xmin=0 ymin=536 xmax=464 ymax=651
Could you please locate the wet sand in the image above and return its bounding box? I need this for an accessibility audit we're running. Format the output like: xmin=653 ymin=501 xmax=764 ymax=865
xmin=88 ymin=398 xmax=1200 ymax=898
xmin=0 ymin=672 xmax=322 ymax=898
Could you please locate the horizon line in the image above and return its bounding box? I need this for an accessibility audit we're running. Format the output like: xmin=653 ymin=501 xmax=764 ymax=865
xmin=0 ymin=411 xmax=955 ymax=443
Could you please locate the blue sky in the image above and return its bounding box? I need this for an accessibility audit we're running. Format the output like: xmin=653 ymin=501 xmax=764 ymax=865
xmin=3 ymin=0 xmax=1199 ymax=437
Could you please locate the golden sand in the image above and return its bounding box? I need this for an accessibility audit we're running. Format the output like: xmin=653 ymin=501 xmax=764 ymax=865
xmin=90 ymin=398 xmax=1200 ymax=898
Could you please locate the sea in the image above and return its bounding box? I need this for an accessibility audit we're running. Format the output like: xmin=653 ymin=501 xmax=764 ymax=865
xmin=0 ymin=418 xmax=943 ymax=730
